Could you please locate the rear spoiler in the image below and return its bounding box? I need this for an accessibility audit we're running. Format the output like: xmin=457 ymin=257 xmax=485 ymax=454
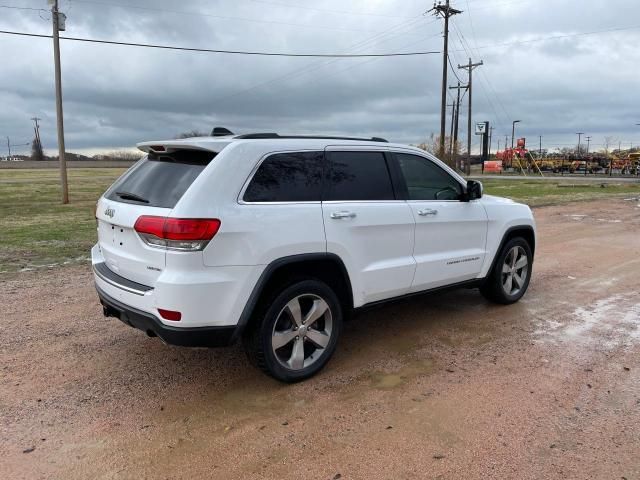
xmin=137 ymin=139 xmax=232 ymax=154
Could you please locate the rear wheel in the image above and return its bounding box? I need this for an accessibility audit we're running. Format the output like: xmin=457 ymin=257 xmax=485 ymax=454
xmin=480 ymin=237 xmax=532 ymax=304
xmin=243 ymin=279 xmax=342 ymax=382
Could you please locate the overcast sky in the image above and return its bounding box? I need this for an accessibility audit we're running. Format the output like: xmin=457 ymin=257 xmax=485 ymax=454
xmin=1 ymin=0 xmax=639 ymax=155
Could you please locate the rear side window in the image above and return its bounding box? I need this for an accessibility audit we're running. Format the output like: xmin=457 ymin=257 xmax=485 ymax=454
xmin=324 ymin=151 xmax=394 ymax=201
xmin=243 ymin=151 xmax=324 ymax=202
xmin=106 ymin=150 xmax=215 ymax=208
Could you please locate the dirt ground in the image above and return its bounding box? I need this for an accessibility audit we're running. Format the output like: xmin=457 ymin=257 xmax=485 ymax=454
xmin=1 ymin=198 xmax=639 ymax=480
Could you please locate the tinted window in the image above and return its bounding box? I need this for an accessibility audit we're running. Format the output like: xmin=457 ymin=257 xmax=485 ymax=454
xmin=243 ymin=151 xmax=323 ymax=202
xmin=324 ymin=151 xmax=394 ymax=201
xmin=105 ymin=150 xmax=215 ymax=208
xmin=395 ymin=153 xmax=462 ymax=200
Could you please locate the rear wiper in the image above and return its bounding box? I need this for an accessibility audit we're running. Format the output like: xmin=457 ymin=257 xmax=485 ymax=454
xmin=115 ymin=191 xmax=149 ymax=203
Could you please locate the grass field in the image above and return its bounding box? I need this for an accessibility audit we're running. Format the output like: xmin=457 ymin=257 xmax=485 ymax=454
xmin=1 ymin=168 xmax=638 ymax=273
xmin=0 ymin=168 xmax=128 ymax=273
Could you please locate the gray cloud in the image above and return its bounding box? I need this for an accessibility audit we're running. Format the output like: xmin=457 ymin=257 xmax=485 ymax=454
xmin=1 ymin=0 xmax=640 ymax=155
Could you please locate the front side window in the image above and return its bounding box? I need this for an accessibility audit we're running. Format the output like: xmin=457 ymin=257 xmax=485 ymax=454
xmin=395 ymin=153 xmax=462 ymax=201
xmin=324 ymin=151 xmax=395 ymax=201
xmin=243 ymin=151 xmax=324 ymax=202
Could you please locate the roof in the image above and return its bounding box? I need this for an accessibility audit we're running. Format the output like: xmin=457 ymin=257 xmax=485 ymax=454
xmin=137 ymin=133 xmax=414 ymax=154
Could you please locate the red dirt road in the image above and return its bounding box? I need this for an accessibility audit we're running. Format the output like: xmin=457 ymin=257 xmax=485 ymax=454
xmin=1 ymin=198 xmax=639 ymax=479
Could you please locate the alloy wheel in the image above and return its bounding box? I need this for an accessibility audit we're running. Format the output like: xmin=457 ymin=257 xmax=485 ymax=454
xmin=271 ymin=294 xmax=333 ymax=371
xmin=501 ymin=246 xmax=529 ymax=296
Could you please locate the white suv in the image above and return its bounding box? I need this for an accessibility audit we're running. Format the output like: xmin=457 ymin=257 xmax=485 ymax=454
xmin=93 ymin=131 xmax=536 ymax=382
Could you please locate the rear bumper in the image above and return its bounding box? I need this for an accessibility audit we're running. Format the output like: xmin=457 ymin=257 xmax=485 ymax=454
xmin=91 ymin=243 xmax=261 ymax=328
xmin=97 ymin=287 xmax=237 ymax=347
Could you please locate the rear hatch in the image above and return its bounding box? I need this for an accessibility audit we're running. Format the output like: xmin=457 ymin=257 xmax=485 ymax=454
xmin=96 ymin=149 xmax=216 ymax=286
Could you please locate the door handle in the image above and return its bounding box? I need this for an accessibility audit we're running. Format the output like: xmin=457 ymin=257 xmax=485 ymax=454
xmin=418 ymin=208 xmax=438 ymax=216
xmin=330 ymin=211 xmax=357 ymax=219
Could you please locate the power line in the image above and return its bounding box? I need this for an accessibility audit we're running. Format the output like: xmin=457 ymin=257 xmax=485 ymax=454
xmin=448 ymin=26 xmax=502 ymax=152
xmin=0 ymin=30 xmax=440 ymax=57
xmin=2 ymin=21 xmax=637 ymax=57
xmin=463 ymin=24 xmax=640 ymax=50
xmin=0 ymin=4 xmax=47 ymax=11
xmin=451 ymin=22 xmax=510 ymax=134
xmin=247 ymin=0 xmax=414 ymax=19
xmin=203 ymin=19 xmax=441 ymax=109
xmin=464 ymin=0 xmax=480 ymax=48
xmin=429 ymin=0 xmax=462 ymax=164
xmin=447 ymin=52 xmax=464 ymax=84
xmin=458 ymin=57 xmax=483 ymax=175
xmin=66 ymin=0 xmax=394 ymax=34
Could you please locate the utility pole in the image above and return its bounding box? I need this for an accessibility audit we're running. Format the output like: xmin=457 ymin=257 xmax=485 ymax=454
xmin=539 ymin=135 xmax=542 ymax=158
xmin=576 ymin=132 xmax=584 ymax=157
xmin=488 ymin=126 xmax=494 ymax=157
xmin=449 ymin=82 xmax=467 ymax=171
xmin=430 ymin=1 xmax=462 ymax=164
xmin=4 ymin=137 xmax=29 ymax=160
xmin=52 ymin=0 xmax=69 ymax=204
xmin=480 ymin=121 xmax=489 ymax=173
xmin=511 ymin=120 xmax=521 ymax=150
xmin=584 ymin=135 xmax=591 ymax=176
xmin=448 ymin=101 xmax=456 ymax=164
xmin=458 ymin=58 xmax=483 ymax=175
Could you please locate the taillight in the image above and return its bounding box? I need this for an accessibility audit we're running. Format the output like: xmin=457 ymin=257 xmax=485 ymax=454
xmin=134 ymin=216 xmax=221 ymax=251
xmin=158 ymin=308 xmax=182 ymax=321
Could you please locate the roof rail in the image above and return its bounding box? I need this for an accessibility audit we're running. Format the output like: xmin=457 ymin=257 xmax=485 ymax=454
xmin=234 ymin=133 xmax=388 ymax=143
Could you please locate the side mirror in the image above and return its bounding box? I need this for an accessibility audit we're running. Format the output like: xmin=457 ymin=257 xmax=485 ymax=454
xmin=465 ymin=180 xmax=483 ymax=201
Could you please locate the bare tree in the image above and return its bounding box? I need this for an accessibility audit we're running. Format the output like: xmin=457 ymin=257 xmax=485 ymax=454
xmin=416 ymin=133 xmax=459 ymax=158
xmin=97 ymin=150 xmax=144 ymax=162
xmin=31 ymin=136 xmax=45 ymax=161
xmin=602 ymin=136 xmax=615 ymax=156
xmin=175 ymin=130 xmax=208 ymax=139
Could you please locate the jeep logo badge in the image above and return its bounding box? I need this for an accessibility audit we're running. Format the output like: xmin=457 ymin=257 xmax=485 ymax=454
xmin=104 ymin=207 xmax=115 ymax=218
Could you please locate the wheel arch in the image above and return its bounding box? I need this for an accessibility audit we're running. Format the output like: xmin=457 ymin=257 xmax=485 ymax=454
xmin=233 ymin=253 xmax=353 ymax=341
xmin=486 ymin=225 xmax=536 ymax=277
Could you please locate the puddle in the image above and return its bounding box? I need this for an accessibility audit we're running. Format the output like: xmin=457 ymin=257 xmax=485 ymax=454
xmin=561 ymin=214 xmax=623 ymax=224
xmin=369 ymin=358 xmax=435 ymax=390
xmin=563 ymin=214 xmax=587 ymax=221
xmin=534 ymin=294 xmax=640 ymax=348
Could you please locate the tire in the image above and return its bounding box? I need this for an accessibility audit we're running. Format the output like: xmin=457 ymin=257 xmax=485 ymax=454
xmin=242 ymin=279 xmax=342 ymax=383
xmin=480 ymin=237 xmax=533 ymax=305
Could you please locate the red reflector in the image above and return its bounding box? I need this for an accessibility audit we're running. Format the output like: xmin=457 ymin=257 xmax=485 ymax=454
xmin=134 ymin=216 xmax=221 ymax=241
xmin=158 ymin=308 xmax=182 ymax=321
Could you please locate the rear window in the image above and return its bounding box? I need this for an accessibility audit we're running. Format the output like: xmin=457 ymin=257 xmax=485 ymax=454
xmin=243 ymin=151 xmax=324 ymax=202
xmin=105 ymin=150 xmax=215 ymax=208
xmin=324 ymin=151 xmax=395 ymax=201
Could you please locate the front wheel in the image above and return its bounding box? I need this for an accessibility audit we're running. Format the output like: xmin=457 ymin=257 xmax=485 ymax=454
xmin=480 ymin=237 xmax=533 ymax=304
xmin=243 ymin=279 xmax=342 ymax=382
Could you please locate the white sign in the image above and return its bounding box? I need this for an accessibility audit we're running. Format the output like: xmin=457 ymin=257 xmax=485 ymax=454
xmin=475 ymin=122 xmax=487 ymax=135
